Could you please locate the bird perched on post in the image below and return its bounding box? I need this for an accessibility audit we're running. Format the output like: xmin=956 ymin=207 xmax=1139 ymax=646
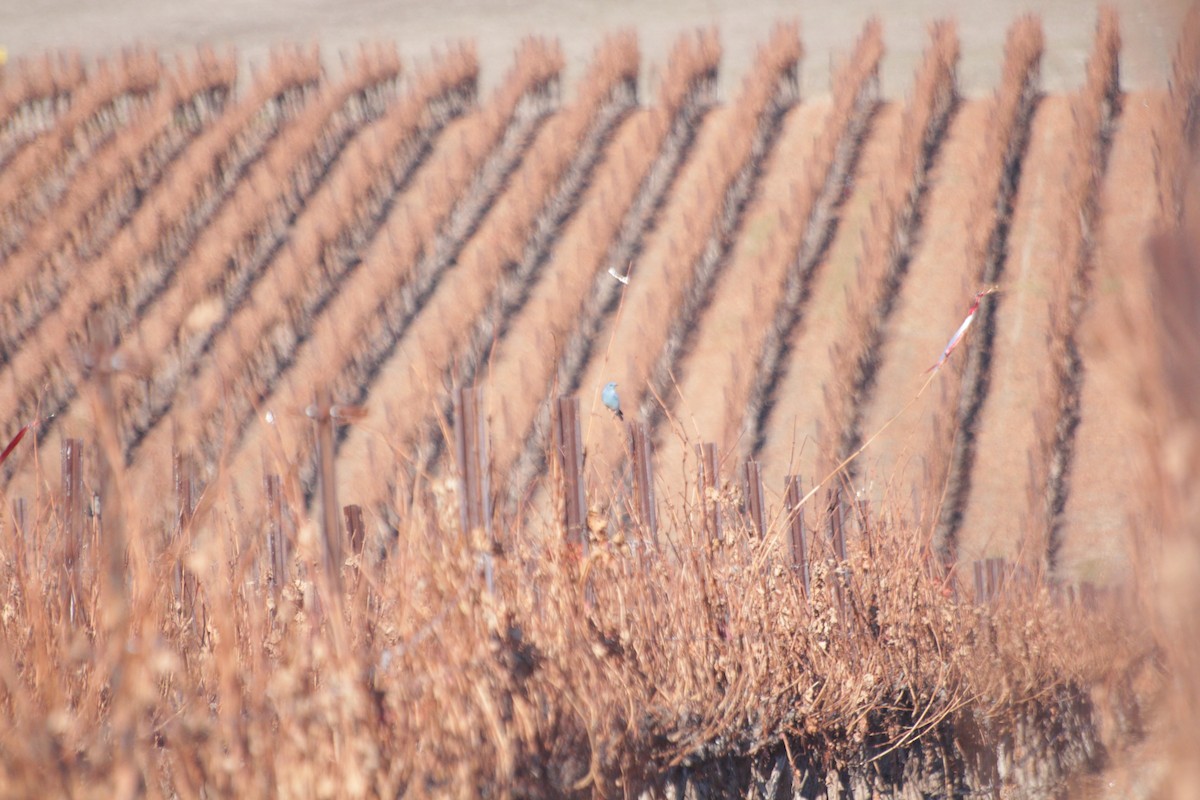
xmin=602 ymin=381 xmax=624 ymax=420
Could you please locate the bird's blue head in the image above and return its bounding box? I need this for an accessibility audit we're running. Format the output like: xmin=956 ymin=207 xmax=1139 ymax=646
xmin=604 ymin=381 xmax=617 ymax=391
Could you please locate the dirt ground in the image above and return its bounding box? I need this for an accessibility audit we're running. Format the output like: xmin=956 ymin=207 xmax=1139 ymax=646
xmin=3 ymin=0 xmax=1190 ymax=98
xmin=855 ymin=98 xmax=992 ymax=522
xmin=757 ymin=101 xmax=903 ymax=489
xmin=1058 ymin=94 xmax=1164 ymax=584
xmin=955 ymin=95 xmax=1075 ymax=564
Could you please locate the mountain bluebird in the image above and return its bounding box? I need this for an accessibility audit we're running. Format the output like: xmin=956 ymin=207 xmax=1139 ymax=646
xmin=602 ymin=381 xmax=624 ymax=420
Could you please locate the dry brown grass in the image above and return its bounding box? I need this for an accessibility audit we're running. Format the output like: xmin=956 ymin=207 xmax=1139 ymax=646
xmin=0 ymin=10 xmax=1193 ymax=796
xmin=1133 ymin=188 xmax=1200 ymax=800
xmin=0 ymin=420 xmax=1150 ymax=797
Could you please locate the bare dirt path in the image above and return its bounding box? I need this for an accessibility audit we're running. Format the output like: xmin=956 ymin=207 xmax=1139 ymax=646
xmin=757 ymin=102 xmax=902 ymax=490
xmin=573 ymin=106 xmax=734 ymax=488
xmin=853 ymin=98 xmax=992 ymax=525
xmin=482 ymin=108 xmax=654 ymax=476
xmin=955 ymin=96 xmax=1076 ymax=564
xmin=1057 ymin=92 xmax=1164 ymax=584
xmin=652 ymin=100 xmax=830 ymax=498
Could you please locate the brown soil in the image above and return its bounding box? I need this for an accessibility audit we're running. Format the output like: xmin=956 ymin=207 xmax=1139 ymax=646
xmin=954 ymin=95 xmax=1077 ymax=563
xmin=652 ymin=100 xmax=831 ymax=498
xmin=483 ymin=109 xmax=655 ymax=476
xmin=574 ymin=106 xmax=735 ymax=487
xmin=854 ymin=98 xmax=992 ymax=524
xmin=0 ymin=10 xmax=1181 ymax=591
xmin=1057 ymin=92 xmax=1166 ymax=584
xmin=0 ymin=17 xmax=1190 ymax=797
xmin=757 ymin=101 xmax=903 ymax=489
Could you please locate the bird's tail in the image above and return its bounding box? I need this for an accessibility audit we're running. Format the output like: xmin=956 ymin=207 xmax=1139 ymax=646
xmin=616 ymin=409 xmax=624 ymax=420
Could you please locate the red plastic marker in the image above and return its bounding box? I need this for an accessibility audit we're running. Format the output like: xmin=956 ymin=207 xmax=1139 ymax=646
xmin=0 ymin=416 xmax=50 ymax=467
xmin=927 ymin=287 xmax=999 ymax=374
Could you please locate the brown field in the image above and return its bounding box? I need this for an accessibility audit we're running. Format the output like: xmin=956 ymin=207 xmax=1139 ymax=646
xmin=1 ymin=4 xmax=1199 ymax=797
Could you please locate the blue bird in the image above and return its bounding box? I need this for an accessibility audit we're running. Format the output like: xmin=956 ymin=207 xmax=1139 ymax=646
xmin=602 ymin=381 xmax=624 ymax=420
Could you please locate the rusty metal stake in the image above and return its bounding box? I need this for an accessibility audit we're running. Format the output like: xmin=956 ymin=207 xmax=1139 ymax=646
xmin=696 ymin=443 xmax=721 ymax=544
xmin=173 ymin=452 xmax=198 ymax=622
xmin=453 ymin=386 xmax=492 ymax=541
xmin=784 ymin=475 xmax=810 ymax=597
xmin=986 ymin=557 xmax=1004 ymax=602
xmin=309 ymin=387 xmax=344 ymax=593
xmin=61 ymin=438 xmax=84 ymax=627
xmin=828 ymin=484 xmax=848 ymax=618
xmin=973 ymin=561 xmax=986 ymax=603
xmin=629 ymin=421 xmax=657 ymax=548
xmin=12 ymin=498 xmax=27 ymax=573
xmin=454 ymin=385 xmax=494 ymax=594
xmin=552 ymin=395 xmax=586 ymax=555
xmin=829 ymin=484 xmax=847 ymax=562
xmin=742 ymin=459 xmax=765 ymax=537
xmin=265 ymin=472 xmax=287 ymax=590
xmin=344 ymin=504 xmax=365 ymax=556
